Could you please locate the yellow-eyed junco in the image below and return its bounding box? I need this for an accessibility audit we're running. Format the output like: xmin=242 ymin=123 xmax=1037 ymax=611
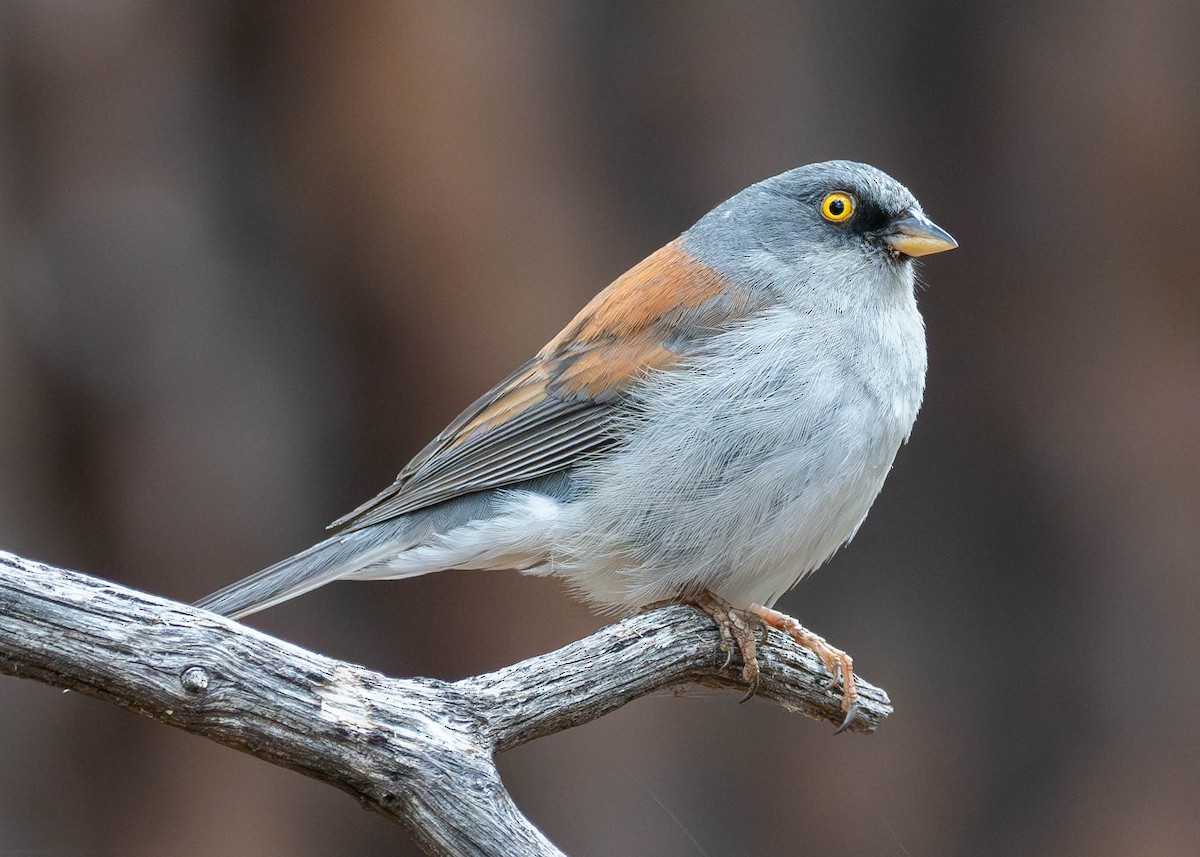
xmin=197 ymin=160 xmax=956 ymax=728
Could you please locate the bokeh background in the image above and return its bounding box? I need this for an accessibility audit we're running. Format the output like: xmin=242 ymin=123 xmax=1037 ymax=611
xmin=2 ymin=2 xmax=1198 ymax=855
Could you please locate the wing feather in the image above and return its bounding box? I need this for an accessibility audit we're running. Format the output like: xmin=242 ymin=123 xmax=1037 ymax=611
xmin=331 ymin=239 xmax=767 ymax=532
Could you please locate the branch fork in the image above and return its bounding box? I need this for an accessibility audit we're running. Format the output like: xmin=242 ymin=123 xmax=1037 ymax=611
xmin=0 ymin=550 xmax=891 ymax=857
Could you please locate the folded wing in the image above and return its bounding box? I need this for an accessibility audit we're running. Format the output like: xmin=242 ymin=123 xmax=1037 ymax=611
xmin=331 ymin=239 xmax=767 ymax=532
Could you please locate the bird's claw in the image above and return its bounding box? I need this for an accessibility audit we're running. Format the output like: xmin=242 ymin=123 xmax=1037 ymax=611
xmin=745 ymin=602 xmax=859 ymax=732
xmin=691 ymin=590 xmax=762 ymax=701
xmin=692 ymin=593 xmax=861 ymax=728
xmin=738 ymin=668 xmax=759 ymax=704
xmin=833 ymin=701 xmax=861 ymax=734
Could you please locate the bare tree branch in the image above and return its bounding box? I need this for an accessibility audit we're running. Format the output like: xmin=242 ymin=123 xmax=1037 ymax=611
xmin=0 ymin=549 xmax=892 ymax=856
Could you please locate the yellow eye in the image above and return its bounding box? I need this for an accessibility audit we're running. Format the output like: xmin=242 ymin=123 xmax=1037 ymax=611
xmin=820 ymin=192 xmax=855 ymax=223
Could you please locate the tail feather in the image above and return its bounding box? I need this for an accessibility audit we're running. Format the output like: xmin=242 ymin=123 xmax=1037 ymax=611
xmin=195 ymin=474 xmax=574 ymax=620
xmin=195 ymin=521 xmax=408 ymax=619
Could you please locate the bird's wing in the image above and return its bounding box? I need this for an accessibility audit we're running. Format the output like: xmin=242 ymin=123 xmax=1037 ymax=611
xmin=330 ymin=239 xmax=768 ymax=532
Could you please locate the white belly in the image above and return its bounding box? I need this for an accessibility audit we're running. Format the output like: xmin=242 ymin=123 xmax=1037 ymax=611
xmin=551 ymin=302 xmax=926 ymax=612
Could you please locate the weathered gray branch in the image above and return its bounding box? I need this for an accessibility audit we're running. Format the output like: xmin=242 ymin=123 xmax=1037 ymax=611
xmin=0 ymin=549 xmax=891 ymax=856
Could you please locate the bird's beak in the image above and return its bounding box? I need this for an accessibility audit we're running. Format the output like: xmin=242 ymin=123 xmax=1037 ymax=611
xmin=883 ymin=210 xmax=958 ymax=257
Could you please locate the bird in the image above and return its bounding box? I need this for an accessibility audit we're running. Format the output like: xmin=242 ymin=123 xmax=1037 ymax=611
xmin=196 ymin=160 xmax=956 ymax=729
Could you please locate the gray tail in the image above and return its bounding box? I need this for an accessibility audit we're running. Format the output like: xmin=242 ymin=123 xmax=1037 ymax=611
xmin=194 ymin=524 xmax=403 ymax=620
xmin=194 ymin=485 xmax=526 ymax=619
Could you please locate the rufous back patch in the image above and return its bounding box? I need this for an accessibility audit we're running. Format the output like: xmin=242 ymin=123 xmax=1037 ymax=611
xmin=442 ymin=240 xmax=730 ymax=446
xmin=545 ymin=240 xmax=726 ymax=352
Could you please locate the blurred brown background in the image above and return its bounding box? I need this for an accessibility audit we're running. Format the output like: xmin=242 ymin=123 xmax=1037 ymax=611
xmin=1 ymin=2 xmax=1198 ymax=855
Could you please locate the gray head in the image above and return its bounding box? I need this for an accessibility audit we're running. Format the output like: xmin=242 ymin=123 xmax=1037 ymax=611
xmin=682 ymin=160 xmax=956 ymax=288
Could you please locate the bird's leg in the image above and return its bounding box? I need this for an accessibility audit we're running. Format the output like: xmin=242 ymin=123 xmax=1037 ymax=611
xmin=747 ymin=603 xmax=859 ymax=732
xmin=690 ymin=590 xmax=763 ymax=699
